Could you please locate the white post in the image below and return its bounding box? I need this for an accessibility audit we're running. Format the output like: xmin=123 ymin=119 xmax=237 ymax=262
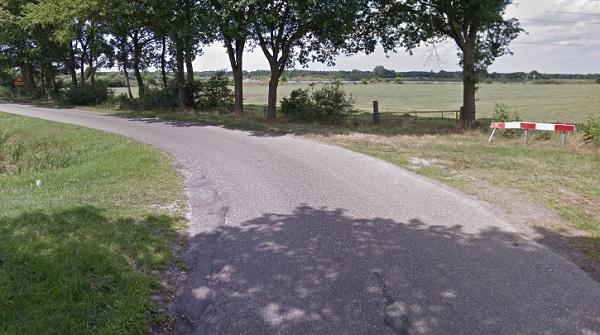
xmin=488 ymin=128 xmax=497 ymax=144
xmin=523 ymin=129 xmax=529 ymax=147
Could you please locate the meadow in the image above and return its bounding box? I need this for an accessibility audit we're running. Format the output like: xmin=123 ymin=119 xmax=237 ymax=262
xmin=243 ymin=81 xmax=600 ymax=123
xmin=112 ymin=81 xmax=600 ymax=123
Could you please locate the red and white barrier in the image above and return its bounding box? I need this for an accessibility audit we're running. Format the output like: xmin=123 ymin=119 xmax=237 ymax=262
xmin=489 ymin=122 xmax=577 ymax=147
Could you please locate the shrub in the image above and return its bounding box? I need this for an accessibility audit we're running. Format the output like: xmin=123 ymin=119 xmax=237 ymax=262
xmin=596 ymin=79 xmax=600 ymax=84
xmin=281 ymin=82 xmax=354 ymax=124
xmin=492 ymin=103 xmax=520 ymax=122
xmin=97 ymin=73 xmax=126 ymax=87
xmin=281 ymin=88 xmax=316 ymax=122
xmin=59 ymin=82 xmax=112 ymax=105
xmin=581 ymin=116 xmax=600 ymax=146
xmin=140 ymin=86 xmax=179 ymax=110
xmin=193 ymin=73 xmax=233 ymax=111
xmin=531 ymin=79 xmax=561 ymax=85
xmin=492 ymin=103 xmax=521 ymax=138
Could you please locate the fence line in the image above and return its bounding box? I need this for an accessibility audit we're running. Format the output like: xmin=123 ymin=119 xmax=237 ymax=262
xmin=350 ymin=101 xmax=460 ymax=125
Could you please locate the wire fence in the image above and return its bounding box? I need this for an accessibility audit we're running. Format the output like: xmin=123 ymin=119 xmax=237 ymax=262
xmin=349 ymin=101 xmax=460 ymax=126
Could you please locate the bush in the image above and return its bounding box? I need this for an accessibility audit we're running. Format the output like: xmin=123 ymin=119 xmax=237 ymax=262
xmin=193 ymin=73 xmax=233 ymax=111
xmin=281 ymin=82 xmax=354 ymax=124
xmin=59 ymin=82 xmax=112 ymax=105
xmin=491 ymin=103 xmax=521 ymax=138
xmin=116 ymin=75 xmax=233 ymax=112
xmin=492 ymin=103 xmax=520 ymax=122
xmin=281 ymin=89 xmax=316 ymax=122
xmin=581 ymin=116 xmax=600 ymax=146
xmin=97 ymin=73 xmax=126 ymax=87
xmin=596 ymin=79 xmax=600 ymax=84
xmin=141 ymin=87 xmax=179 ymax=109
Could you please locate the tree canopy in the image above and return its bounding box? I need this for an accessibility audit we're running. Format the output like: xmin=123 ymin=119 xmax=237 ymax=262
xmin=0 ymin=0 xmax=522 ymax=126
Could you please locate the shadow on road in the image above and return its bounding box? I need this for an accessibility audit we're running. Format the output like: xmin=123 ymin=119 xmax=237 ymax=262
xmin=175 ymin=205 xmax=599 ymax=334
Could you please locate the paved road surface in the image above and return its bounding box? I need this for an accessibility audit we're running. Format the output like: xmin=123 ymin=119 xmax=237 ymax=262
xmin=2 ymin=102 xmax=599 ymax=335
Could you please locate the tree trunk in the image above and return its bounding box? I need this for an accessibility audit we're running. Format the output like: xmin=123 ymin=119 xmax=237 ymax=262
xmin=227 ymin=39 xmax=245 ymax=116
xmin=68 ymin=43 xmax=78 ymax=87
xmin=176 ymin=43 xmax=187 ymax=109
xmin=88 ymin=56 xmax=95 ymax=88
xmin=123 ymin=67 xmax=133 ymax=99
xmin=233 ymin=69 xmax=244 ymax=116
xmin=266 ymin=64 xmax=282 ymax=121
xmin=133 ymin=51 xmax=144 ymax=96
xmin=461 ymin=44 xmax=477 ymax=127
xmin=132 ymin=33 xmax=145 ymax=96
xmin=161 ymin=36 xmax=168 ymax=87
xmin=80 ymin=60 xmax=86 ymax=86
xmin=185 ymin=49 xmax=194 ymax=82
xmin=24 ymin=62 xmax=37 ymax=95
xmin=40 ymin=64 xmax=46 ymax=97
xmin=44 ymin=66 xmax=57 ymax=100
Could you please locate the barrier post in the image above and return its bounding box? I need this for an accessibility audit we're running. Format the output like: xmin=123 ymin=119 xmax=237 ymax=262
xmin=373 ymin=101 xmax=380 ymax=125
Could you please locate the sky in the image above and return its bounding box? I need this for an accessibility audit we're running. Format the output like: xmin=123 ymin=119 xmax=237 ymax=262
xmin=194 ymin=0 xmax=600 ymax=74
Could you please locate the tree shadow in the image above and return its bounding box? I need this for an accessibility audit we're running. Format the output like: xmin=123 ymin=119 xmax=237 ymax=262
xmin=111 ymin=109 xmax=466 ymax=138
xmin=174 ymin=206 xmax=600 ymax=334
xmin=0 ymin=206 xmax=181 ymax=334
xmin=533 ymin=225 xmax=600 ymax=282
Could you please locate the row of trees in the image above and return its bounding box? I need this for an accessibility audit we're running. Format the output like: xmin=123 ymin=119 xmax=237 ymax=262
xmin=0 ymin=0 xmax=522 ymax=125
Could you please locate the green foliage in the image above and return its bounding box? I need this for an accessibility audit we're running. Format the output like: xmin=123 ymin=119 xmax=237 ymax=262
xmin=596 ymin=79 xmax=600 ymax=85
xmin=581 ymin=116 xmax=600 ymax=146
xmin=491 ymin=103 xmax=520 ymax=122
xmin=281 ymin=83 xmax=354 ymax=124
xmin=532 ymin=79 xmax=562 ymax=85
xmin=492 ymin=103 xmax=521 ymax=138
xmin=194 ymin=74 xmax=234 ymax=111
xmin=59 ymin=83 xmax=112 ymax=105
xmin=97 ymin=73 xmax=127 ymax=87
xmin=373 ymin=65 xmax=397 ymax=79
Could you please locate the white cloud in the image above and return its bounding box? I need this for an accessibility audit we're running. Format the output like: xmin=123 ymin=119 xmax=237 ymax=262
xmin=194 ymin=0 xmax=600 ymax=74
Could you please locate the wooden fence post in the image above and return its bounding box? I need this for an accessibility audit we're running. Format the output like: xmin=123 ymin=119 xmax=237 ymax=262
xmin=373 ymin=101 xmax=380 ymax=125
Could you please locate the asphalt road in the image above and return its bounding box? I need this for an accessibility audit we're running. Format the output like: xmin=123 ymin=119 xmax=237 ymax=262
xmin=2 ymin=102 xmax=599 ymax=335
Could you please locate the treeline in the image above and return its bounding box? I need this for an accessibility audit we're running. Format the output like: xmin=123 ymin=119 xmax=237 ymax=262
xmin=227 ymin=70 xmax=600 ymax=82
xmin=91 ymin=69 xmax=599 ymax=84
xmin=0 ymin=0 xmax=524 ymax=125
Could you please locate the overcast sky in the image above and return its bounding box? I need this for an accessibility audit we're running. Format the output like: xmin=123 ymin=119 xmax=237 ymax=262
xmin=194 ymin=0 xmax=600 ymax=74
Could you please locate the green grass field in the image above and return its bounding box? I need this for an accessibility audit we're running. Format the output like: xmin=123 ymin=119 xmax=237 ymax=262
xmin=0 ymin=113 xmax=184 ymax=334
xmin=112 ymin=81 xmax=600 ymax=123
xmin=243 ymin=82 xmax=600 ymax=123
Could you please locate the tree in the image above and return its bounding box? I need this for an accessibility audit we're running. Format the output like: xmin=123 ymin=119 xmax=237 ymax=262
xmin=373 ymin=65 xmax=396 ymax=79
xmin=24 ymin=0 xmax=114 ymax=88
xmin=377 ymin=0 xmax=522 ymax=126
xmin=251 ymin=0 xmax=369 ymax=120
xmin=168 ymin=0 xmax=212 ymax=109
xmin=208 ymin=0 xmax=252 ymax=116
xmin=105 ymin=0 xmax=158 ymax=96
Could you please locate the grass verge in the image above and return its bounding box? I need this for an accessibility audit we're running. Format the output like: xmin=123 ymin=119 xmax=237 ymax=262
xmin=0 ymin=112 xmax=185 ymax=334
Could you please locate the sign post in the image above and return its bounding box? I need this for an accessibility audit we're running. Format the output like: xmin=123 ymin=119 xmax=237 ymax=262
xmin=14 ymin=75 xmax=25 ymax=98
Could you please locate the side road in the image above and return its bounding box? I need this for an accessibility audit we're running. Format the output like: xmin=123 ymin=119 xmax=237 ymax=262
xmin=2 ymin=102 xmax=599 ymax=335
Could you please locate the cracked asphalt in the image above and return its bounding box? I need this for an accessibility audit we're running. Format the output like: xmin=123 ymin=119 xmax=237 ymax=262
xmin=2 ymin=102 xmax=599 ymax=335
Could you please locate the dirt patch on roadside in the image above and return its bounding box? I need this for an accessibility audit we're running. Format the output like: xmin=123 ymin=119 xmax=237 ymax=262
xmin=461 ymin=179 xmax=600 ymax=282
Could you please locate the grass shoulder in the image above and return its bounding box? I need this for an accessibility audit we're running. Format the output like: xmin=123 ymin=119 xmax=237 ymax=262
xmin=0 ymin=112 xmax=185 ymax=334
